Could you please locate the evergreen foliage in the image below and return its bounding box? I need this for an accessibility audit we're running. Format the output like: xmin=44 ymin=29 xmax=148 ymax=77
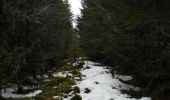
xmin=0 ymin=0 xmax=73 ymax=93
xmin=78 ymin=0 xmax=170 ymax=99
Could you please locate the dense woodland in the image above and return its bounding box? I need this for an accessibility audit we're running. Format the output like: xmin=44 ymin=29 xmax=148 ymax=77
xmin=0 ymin=0 xmax=170 ymax=100
xmin=78 ymin=0 xmax=170 ymax=99
xmin=0 ymin=0 xmax=74 ymax=94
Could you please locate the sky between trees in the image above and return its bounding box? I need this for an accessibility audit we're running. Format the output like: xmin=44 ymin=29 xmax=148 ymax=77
xmin=68 ymin=0 xmax=82 ymax=27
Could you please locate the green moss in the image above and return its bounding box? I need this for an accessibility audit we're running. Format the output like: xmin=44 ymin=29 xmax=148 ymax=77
xmin=56 ymin=65 xmax=72 ymax=72
xmin=42 ymin=76 xmax=75 ymax=99
xmin=9 ymin=61 xmax=83 ymax=100
xmin=55 ymin=77 xmax=75 ymax=94
xmin=72 ymin=70 xmax=80 ymax=76
xmin=45 ymin=77 xmax=75 ymax=87
xmin=48 ymin=73 xmax=54 ymax=78
xmin=45 ymin=79 xmax=60 ymax=87
xmin=55 ymin=85 xmax=73 ymax=94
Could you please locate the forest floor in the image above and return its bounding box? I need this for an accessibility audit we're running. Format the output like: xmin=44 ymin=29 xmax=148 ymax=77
xmin=1 ymin=59 xmax=152 ymax=100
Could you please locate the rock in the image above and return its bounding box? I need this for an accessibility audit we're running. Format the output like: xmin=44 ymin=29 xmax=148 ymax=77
xmin=95 ymin=82 xmax=99 ymax=84
xmin=73 ymin=86 xmax=80 ymax=93
xmin=84 ymin=88 xmax=91 ymax=94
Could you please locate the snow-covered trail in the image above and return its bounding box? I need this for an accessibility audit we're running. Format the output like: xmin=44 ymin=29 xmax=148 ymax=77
xmin=75 ymin=60 xmax=151 ymax=100
xmin=1 ymin=60 xmax=151 ymax=100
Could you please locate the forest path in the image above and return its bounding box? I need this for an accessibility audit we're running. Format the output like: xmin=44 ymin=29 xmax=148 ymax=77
xmin=1 ymin=60 xmax=151 ymax=100
xmin=72 ymin=60 xmax=151 ymax=100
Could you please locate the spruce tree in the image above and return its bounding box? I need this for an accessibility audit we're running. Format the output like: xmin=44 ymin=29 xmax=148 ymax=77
xmin=0 ymin=0 xmax=73 ymax=93
xmin=78 ymin=0 xmax=170 ymax=99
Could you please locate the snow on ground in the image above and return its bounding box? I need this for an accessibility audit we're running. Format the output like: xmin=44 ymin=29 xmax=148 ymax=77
xmin=1 ymin=88 xmax=42 ymax=98
xmin=1 ymin=60 xmax=151 ymax=100
xmin=44 ymin=74 xmax=49 ymax=78
xmin=75 ymin=60 xmax=151 ymax=100
xmin=53 ymin=71 xmax=73 ymax=78
xmin=115 ymin=75 xmax=133 ymax=81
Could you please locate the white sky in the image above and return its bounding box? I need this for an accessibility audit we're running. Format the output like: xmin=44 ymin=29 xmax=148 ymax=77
xmin=68 ymin=0 xmax=82 ymax=27
xmin=68 ymin=0 xmax=82 ymax=17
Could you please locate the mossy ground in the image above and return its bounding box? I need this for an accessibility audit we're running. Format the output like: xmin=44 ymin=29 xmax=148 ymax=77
xmin=6 ymin=62 xmax=83 ymax=100
xmin=36 ymin=63 xmax=82 ymax=100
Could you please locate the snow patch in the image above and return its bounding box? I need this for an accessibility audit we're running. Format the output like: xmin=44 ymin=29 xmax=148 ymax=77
xmin=75 ymin=60 xmax=151 ymax=100
xmin=44 ymin=74 xmax=49 ymax=78
xmin=53 ymin=71 xmax=73 ymax=78
xmin=53 ymin=96 xmax=59 ymax=99
xmin=115 ymin=75 xmax=133 ymax=81
xmin=1 ymin=88 xmax=42 ymax=98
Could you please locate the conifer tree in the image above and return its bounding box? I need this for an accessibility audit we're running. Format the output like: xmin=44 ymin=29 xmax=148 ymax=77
xmin=0 ymin=0 xmax=73 ymax=93
xmin=78 ymin=0 xmax=170 ymax=99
